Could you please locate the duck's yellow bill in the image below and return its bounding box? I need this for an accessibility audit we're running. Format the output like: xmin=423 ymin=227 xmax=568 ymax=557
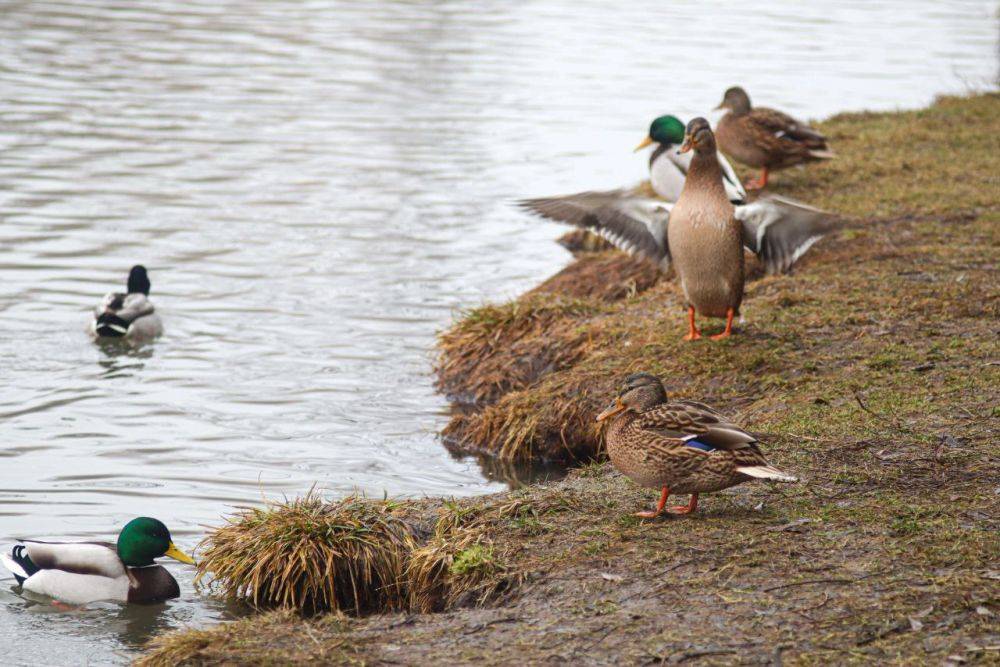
xmin=596 ymin=398 xmax=626 ymax=422
xmin=164 ymin=542 xmax=196 ymax=565
xmin=633 ymin=135 xmax=654 ymax=152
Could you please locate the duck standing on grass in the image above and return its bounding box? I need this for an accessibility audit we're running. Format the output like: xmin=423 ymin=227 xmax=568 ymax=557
xmin=715 ymin=86 xmax=834 ymax=189
xmin=596 ymin=373 xmax=797 ymax=518
xmin=90 ymin=265 xmax=163 ymax=341
xmin=0 ymin=517 xmax=196 ymax=605
xmin=522 ymin=117 xmax=837 ymax=340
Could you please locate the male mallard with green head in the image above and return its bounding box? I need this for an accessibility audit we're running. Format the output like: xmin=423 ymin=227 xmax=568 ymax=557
xmin=634 ymin=114 xmax=746 ymax=204
xmin=90 ymin=265 xmax=163 ymax=341
xmin=1 ymin=517 xmax=196 ymax=605
xmin=715 ymin=86 xmax=834 ymax=189
xmin=522 ymin=117 xmax=837 ymax=340
xmin=597 ymin=373 xmax=796 ymax=518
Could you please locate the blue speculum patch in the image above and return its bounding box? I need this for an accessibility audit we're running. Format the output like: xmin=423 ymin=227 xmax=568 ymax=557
xmin=684 ymin=438 xmax=715 ymax=452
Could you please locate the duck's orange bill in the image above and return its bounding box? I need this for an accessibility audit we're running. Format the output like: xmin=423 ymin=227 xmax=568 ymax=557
xmin=679 ymin=137 xmax=693 ymax=153
xmin=596 ymin=398 xmax=626 ymax=422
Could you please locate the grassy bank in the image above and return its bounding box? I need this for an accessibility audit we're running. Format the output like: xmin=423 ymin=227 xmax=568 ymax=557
xmin=139 ymin=94 xmax=999 ymax=665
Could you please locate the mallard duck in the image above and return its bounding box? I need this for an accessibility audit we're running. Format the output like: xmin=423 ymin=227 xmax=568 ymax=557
xmin=90 ymin=265 xmax=163 ymax=341
xmin=520 ymin=117 xmax=838 ymax=339
xmin=634 ymin=114 xmax=746 ymax=204
xmin=597 ymin=373 xmax=797 ymax=517
xmin=715 ymin=86 xmax=834 ymax=189
xmin=0 ymin=517 xmax=196 ymax=605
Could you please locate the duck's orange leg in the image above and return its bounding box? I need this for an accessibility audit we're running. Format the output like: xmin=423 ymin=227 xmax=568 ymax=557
xmin=745 ymin=167 xmax=769 ymax=190
xmin=683 ymin=306 xmax=701 ymax=341
xmin=710 ymin=308 xmax=735 ymax=340
xmin=667 ymin=493 xmax=699 ymax=515
xmin=634 ymin=486 xmax=669 ymax=518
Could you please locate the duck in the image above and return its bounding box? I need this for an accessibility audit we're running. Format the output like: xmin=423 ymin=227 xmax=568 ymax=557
xmin=0 ymin=517 xmax=196 ymax=605
xmin=90 ymin=265 xmax=163 ymax=341
xmin=520 ymin=117 xmax=838 ymax=340
xmin=634 ymin=114 xmax=746 ymax=204
xmin=715 ymin=86 xmax=834 ymax=189
xmin=596 ymin=372 xmax=797 ymax=518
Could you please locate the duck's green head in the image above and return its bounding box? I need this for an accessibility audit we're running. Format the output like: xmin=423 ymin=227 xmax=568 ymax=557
xmin=127 ymin=265 xmax=151 ymax=296
xmin=634 ymin=115 xmax=685 ymax=152
xmin=117 ymin=517 xmax=196 ymax=567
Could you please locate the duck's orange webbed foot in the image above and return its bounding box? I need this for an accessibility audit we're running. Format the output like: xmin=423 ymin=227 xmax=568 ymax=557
xmin=744 ymin=167 xmax=769 ymax=190
xmin=683 ymin=306 xmax=701 ymax=341
xmin=666 ymin=493 xmax=699 ymax=515
xmin=634 ymin=486 xmax=669 ymax=519
xmin=710 ymin=308 xmax=735 ymax=340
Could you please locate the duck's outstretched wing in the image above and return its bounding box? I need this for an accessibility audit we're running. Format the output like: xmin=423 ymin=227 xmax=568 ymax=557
xmin=18 ymin=540 xmax=125 ymax=578
xmin=518 ymin=189 xmax=672 ymax=271
xmin=736 ymin=195 xmax=839 ymax=275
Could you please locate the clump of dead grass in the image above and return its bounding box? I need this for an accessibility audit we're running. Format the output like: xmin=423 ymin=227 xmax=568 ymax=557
xmin=408 ymin=494 xmax=568 ymax=612
xmin=136 ymin=610 xmax=363 ymax=667
xmin=529 ymin=249 xmax=662 ymax=301
xmin=195 ymin=493 xmax=419 ymax=614
xmin=435 ymin=294 xmax=600 ymax=406
xmin=442 ymin=366 xmax=615 ymax=463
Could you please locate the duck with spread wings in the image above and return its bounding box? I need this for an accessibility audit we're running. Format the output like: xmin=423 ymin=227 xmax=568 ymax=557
xmin=521 ymin=117 xmax=838 ymax=340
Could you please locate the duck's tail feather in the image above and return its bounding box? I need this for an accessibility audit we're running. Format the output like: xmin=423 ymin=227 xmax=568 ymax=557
xmin=736 ymin=465 xmax=798 ymax=482
xmin=808 ymin=148 xmax=836 ymax=160
xmin=93 ymin=313 xmax=130 ymax=338
xmin=2 ymin=545 xmax=38 ymax=585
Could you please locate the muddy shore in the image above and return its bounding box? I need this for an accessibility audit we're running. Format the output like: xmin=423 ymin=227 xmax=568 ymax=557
xmin=139 ymin=94 xmax=999 ymax=666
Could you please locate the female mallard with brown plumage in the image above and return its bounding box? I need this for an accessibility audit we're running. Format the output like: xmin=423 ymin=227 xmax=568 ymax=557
xmin=715 ymin=86 xmax=834 ymax=189
xmin=596 ymin=373 xmax=796 ymax=518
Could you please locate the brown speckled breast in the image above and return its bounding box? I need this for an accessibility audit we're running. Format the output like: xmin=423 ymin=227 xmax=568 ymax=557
xmin=667 ymin=192 xmax=744 ymax=319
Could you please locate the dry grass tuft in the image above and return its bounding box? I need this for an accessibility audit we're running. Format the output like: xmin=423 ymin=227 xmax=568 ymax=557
xmin=408 ymin=494 xmax=568 ymax=612
xmin=435 ymin=295 xmax=600 ymax=407
xmin=195 ymin=493 xmax=419 ymax=614
xmin=136 ymin=610 xmax=364 ymax=667
xmin=529 ymin=249 xmax=662 ymax=302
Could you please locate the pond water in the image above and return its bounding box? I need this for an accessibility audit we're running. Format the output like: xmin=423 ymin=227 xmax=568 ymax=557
xmin=0 ymin=0 xmax=995 ymax=662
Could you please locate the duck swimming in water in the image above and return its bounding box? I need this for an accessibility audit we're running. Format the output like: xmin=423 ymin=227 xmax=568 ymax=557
xmin=1 ymin=517 xmax=196 ymax=605
xmin=90 ymin=265 xmax=163 ymax=341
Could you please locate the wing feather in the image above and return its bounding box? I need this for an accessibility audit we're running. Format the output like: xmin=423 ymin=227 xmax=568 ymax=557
xmin=736 ymin=195 xmax=839 ymax=274
xmin=749 ymin=107 xmax=827 ymax=147
xmin=519 ymin=190 xmax=672 ymax=270
xmin=21 ymin=541 xmax=125 ymax=578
